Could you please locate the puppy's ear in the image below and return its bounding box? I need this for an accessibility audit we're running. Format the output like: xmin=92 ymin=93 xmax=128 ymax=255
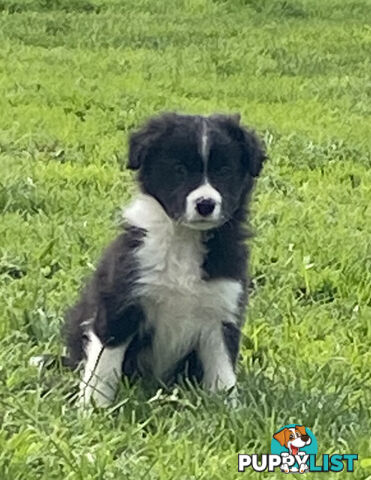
xmin=273 ymin=429 xmax=287 ymax=447
xmin=210 ymin=113 xmax=267 ymax=177
xmin=127 ymin=125 xmax=153 ymax=170
xmin=230 ymin=115 xmax=267 ymax=177
xmin=128 ymin=128 xmax=146 ymax=170
xmin=128 ymin=115 xmax=171 ymax=170
xmin=239 ymin=125 xmax=267 ymax=177
xmin=229 ymin=112 xmax=241 ymax=124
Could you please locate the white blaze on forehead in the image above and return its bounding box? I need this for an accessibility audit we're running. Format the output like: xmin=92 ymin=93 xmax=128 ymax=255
xmin=200 ymin=118 xmax=209 ymax=171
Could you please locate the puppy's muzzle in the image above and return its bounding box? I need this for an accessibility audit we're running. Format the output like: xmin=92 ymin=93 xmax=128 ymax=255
xmin=184 ymin=182 xmax=223 ymax=229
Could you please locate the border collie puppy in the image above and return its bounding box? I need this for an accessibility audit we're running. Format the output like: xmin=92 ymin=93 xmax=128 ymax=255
xmin=65 ymin=113 xmax=266 ymax=406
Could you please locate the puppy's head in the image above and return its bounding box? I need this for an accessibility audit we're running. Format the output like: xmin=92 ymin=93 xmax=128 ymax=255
xmin=128 ymin=113 xmax=266 ymax=230
xmin=274 ymin=426 xmax=311 ymax=453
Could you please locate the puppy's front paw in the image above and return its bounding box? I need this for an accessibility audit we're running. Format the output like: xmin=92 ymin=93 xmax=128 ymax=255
xmin=78 ymin=378 xmax=116 ymax=409
xmin=224 ymin=386 xmax=240 ymax=408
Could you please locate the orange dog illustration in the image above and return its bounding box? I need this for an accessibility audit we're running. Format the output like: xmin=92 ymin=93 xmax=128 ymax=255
xmin=273 ymin=425 xmax=311 ymax=473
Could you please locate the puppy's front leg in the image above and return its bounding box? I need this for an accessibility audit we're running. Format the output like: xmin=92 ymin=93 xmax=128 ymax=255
xmin=199 ymin=322 xmax=239 ymax=392
xmin=79 ymin=331 xmax=132 ymax=407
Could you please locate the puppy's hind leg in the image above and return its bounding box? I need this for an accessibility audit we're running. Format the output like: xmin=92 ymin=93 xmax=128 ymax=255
xmin=79 ymin=303 xmax=144 ymax=408
xmin=79 ymin=331 xmax=132 ymax=408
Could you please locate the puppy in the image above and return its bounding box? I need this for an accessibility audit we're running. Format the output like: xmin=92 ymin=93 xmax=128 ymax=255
xmin=65 ymin=112 xmax=266 ymax=406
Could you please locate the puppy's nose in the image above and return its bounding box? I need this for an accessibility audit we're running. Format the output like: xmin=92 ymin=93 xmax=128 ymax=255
xmin=301 ymin=435 xmax=310 ymax=442
xmin=196 ymin=198 xmax=216 ymax=217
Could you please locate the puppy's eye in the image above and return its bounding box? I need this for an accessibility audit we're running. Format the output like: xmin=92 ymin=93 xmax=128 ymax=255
xmin=175 ymin=164 xmax=187 ymax=178
xmin=219 ymin=165 xmax=232 ymax=176
xmin=289 ymin=434 xmax=294 ymax=439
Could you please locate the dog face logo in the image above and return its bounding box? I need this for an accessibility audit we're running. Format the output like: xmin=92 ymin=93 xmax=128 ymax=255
xmin=273 ymin=425 xmax=311 ymax=456
xmin=271 ymin=424 xmax=317 ymax=474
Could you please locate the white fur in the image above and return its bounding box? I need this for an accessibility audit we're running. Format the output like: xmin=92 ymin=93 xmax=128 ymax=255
xmin=201 ymin=119 xmax=209 ymax=167
xmin=199 ymin=328 xmax=236 ymax=391
xmin=124 ymin=194 xmax=241 ymax=384
xmin=29 ymin=355 xmax=46 ymax=368
xmin=79 ymin=331 xmax=131 ymax=407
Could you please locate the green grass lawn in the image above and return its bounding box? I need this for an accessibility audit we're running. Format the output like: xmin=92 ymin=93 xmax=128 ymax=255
xmin=1 ymin=0 xmax=371 ymax=478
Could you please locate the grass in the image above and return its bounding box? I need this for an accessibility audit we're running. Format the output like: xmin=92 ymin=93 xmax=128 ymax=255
xmin=0 ymin=0 xmax=371 ymax=478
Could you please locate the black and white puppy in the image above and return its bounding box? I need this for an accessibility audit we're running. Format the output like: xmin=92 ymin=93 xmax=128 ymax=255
xmin=65 ymin=112 xmax=266 ymax=406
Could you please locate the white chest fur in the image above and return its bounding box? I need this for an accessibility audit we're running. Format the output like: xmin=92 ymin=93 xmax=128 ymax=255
xmin=124 ymin=194 xmax=242 ymax=378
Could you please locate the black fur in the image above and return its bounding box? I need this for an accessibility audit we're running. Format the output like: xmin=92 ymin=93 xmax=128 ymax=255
xmin=222 ymin=322 xmax=241 ymax=367
xmin=65 ymin=226 xmax=145 ymax=367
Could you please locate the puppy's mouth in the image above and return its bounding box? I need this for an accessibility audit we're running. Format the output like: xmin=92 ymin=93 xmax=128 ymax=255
xmin=181 ymin=218 xmax=224 ymax=231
